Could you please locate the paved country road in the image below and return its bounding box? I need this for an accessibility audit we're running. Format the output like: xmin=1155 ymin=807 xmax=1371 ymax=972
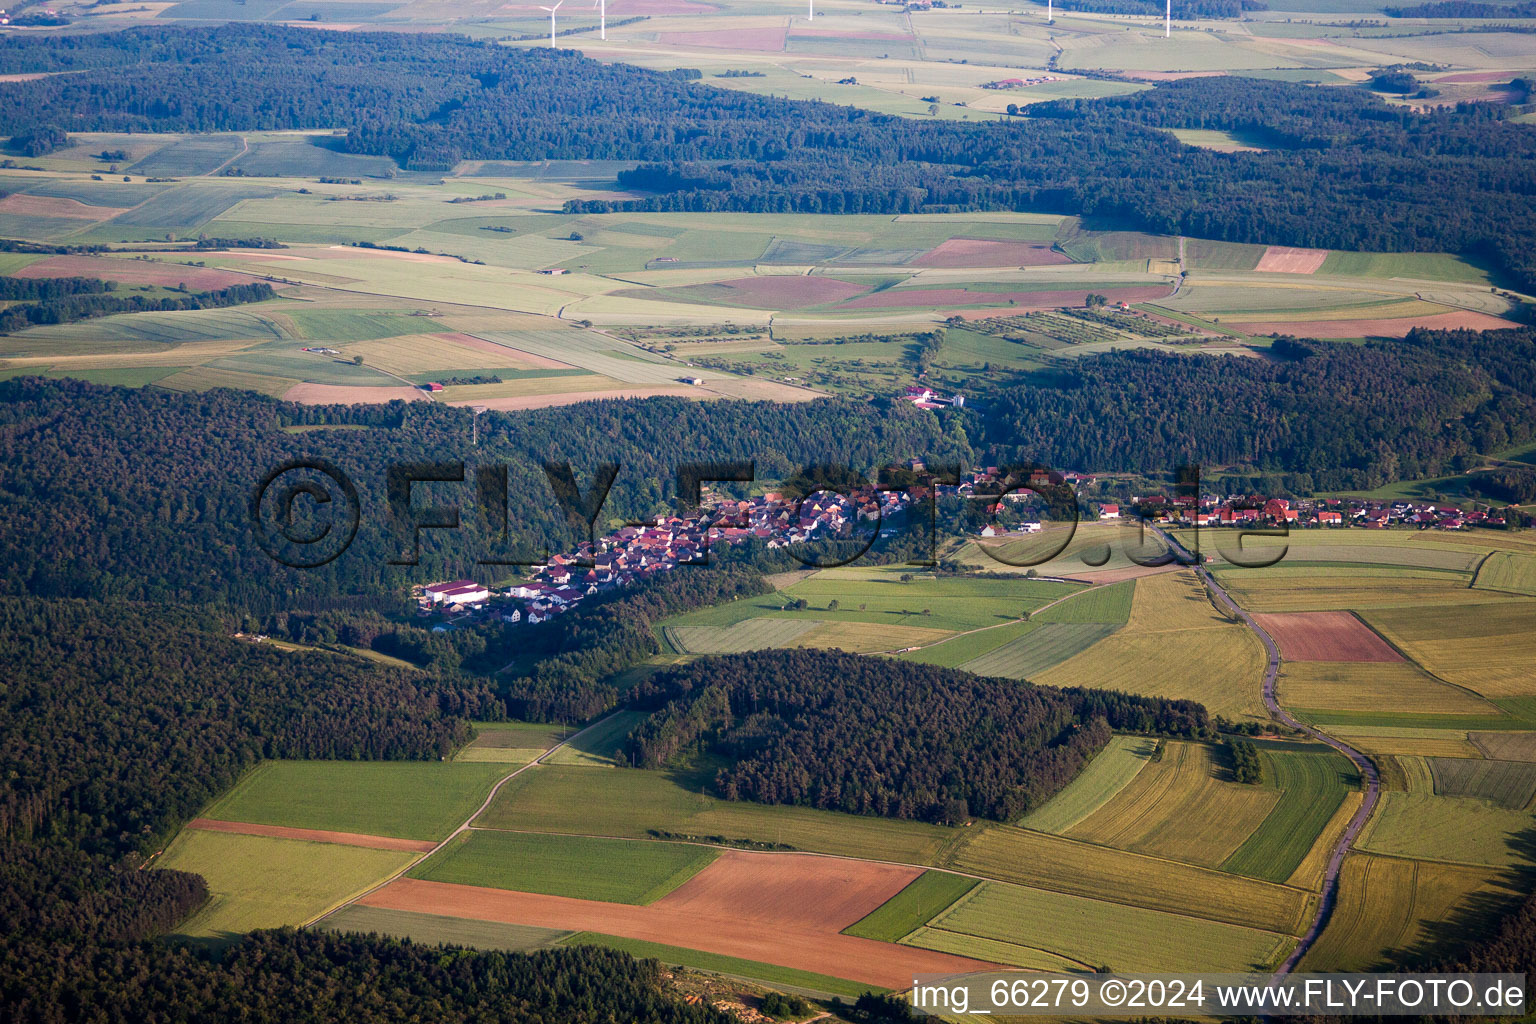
xmin=1153 ymin=527 xmax=1381 ymax=975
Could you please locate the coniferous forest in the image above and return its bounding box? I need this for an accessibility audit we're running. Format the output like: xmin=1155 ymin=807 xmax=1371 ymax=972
xmin=628 ymin=649 xmax=1210 ymax=823
xmin=1 ymin=26 xmax=1534 ymax=291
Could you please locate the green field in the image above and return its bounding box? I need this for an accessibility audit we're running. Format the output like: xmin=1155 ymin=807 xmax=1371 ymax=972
xmin=410 ymin=830 xmax=718 ymax=904
xmin=155 ymin=829 xmax=414 ymax=941
xmin=944 ymin=824 xmax=1313 ymax=935
xmin=1366 ymin=601 xmax=1536 ymax=699
xmin=1220 ymin=747 xmax=1357 ymax=883
xmin=894 ymin=618 xmax=1041 ymax=669
xmin=958 ymin=621 xmax=1120 ymax=680
xmin=1428 ymin=758 xmax=1536 ymax=809
xmin=1357 ymin=792 xmax=1536 ymax=868
xmin=1473 ymin=551 xmax=1536 ymax=597
xmin=1017 ymin=735 xmax=1157 ymax=833
xmin=542 ymin=710 xmax=645 ymax=767
xmin=203 ymin=760 xmax=510 ymax=841
xmin=562 ymin=933 xmax=875 ymax=999
xmin=475 ymin=765 xmax=956 ymax=865
xmin=455 ymin=720 xmax=568 ymax=763
xmin=1033 ymin=580 xmax=1136 ymax=624
xmin=317 ymin=905 xmax=571 ymax=951
xmin=285 ymin=310 xmax=433 ymax=341
xmin=913 ymin=880 xmax=1294 ymax=974
xmin=665 ymin=617 xmax=823 ymax=655
xmin=843 ymin=871 xmax=979 ymax=943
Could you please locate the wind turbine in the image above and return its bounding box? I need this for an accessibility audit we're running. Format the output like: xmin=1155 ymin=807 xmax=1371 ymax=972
xmin=1165 ymin=0 xmax=1170 ymax=36
xmin=807 ymin=0 xmax=813 ymax=19
xmin=541 ymin=0 xmax=562 ymax=46
xmin=592 ymin=0 xmax=604 ymax=39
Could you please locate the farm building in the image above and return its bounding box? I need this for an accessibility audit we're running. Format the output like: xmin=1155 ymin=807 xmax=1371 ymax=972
xmin=422 ymin=580 xmax=490 ymax=606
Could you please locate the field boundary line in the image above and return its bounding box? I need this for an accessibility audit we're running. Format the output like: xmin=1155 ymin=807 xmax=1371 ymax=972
xmin=301 ymin=711 xmax=622 ymax=929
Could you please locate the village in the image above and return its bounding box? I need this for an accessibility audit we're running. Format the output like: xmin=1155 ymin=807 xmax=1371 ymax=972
xmin=415 ymin=466 xmax=1515 ymax=630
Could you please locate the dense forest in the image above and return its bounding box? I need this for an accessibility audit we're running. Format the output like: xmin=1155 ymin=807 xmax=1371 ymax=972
xmin=2 ymin=27 xmax=1535 ymax=290
xmin=627 ymin=649 xmax=1211 ymax=823
xmin=0 ymin=278 xmax=274 ymax=332
xmin=0 ymin=377 xmax=964 ymax=611
xmin=0 ymin=598 xmax=732 ymax=1023
xmin=1384 ymin=0 xmax=1536 ymax=14
xmin=978 ymin=326 xmax=1536 ymax=492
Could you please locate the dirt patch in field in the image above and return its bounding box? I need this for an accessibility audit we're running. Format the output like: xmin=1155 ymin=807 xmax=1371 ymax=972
xmin=671 ymin=276 xmax=871 ymax=310
xmin=839 ymin=285 xmax=1168 ymax=311
xmin=13 ymin=255 xmax=263 ymax=291
xmin=445 ymin=387 xmax=697 ymax=410
xmin=913 ymin=239 xmax=1072 ymax=269
xmin=438 ymin=332 xmax=579 ymax=369
xmin=282 ymin=382 xmax=430 ymax=404
xmin=359 ymin=850 xmax=1003 ymax=988
xmin=1239 ymin=310 xmax=1516 ymax=338
xmin=1253 ymin=611 xmax=1404 ymax=663
xmin=1254 ymin=247 xmax=1328 ymax=274
xmin=188 ymin=817 xmax=437 ymax=853
xmin=0 ymin=194 xmax=127 ymax=221
xmin=656 ymin=27 xmax=787 ymax=50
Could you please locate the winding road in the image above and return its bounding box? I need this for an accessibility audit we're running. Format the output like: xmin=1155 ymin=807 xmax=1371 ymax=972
xmin=1153 ymin=527 xmax=1380 ymax=974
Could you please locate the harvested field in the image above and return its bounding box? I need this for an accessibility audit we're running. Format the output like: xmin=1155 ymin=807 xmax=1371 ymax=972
xmin=1365 ymin=601 xmax=1536 ymax=698
xmin=959 ymin=621 xmax=1118 ymax=679
xmin=358 ymin=850 xmax=1002 ymax=989
xmin=1254 ymin=246 xmax=1327 ymax=274
xmin=187 ymin=817 xmax=437 ymax=853
xmin=1278 ymin=662 xmax=1499 ymax=717
xmin=157 ymin=365 xmax=300 ymax=397
xmin=663 ymin=277 xmax=870 ymax=310
xmin=1221 ymin=747 xmax=1357 ymax=883
xmin=844 ymin=871 xmax=978 ymax=942
xmin=837 ymin=285 xmax=1168 ymax=311
xmin=1330 ymin=726 xmax=1482 ymax=759
xmin=1472 ymin=732 xmax=1536 ymax=762
xmin=916 ymin=881 xmax=1294 ymax=973
xmin=1299 ymin=854 xmax=1515 ymax=971
xmin=1018 ymin=736 xmax=1156 ymax=833
xmin=666 ymin=617 xmax=824 ymax=654
xmin=282 ymin=382 xmax=429 ymax=404
xmin=1473 ymin=551 xmax=1536 ymax=597
xmin=1066 ymin=740 xmax=1280 ymax=867
xmin=794 ymin=620 xmax=954 ymax=653
xmin=912 ymin=239 xmax=1071 ymax=268
xmin=1286 ymin=790 xmax=1363 ymax=891
xmin=1253 ymin=611 xmax=1403 ymax=663
xmin=1234 ymin=310 xmax=1515 ymax=338
xmin=1428 ymin=757 xmax=1536 ymax=809
xmin=655 ymin=27 xmax=787 ymax=50
xmin=13 ymin=255 xmax=262 ymax=291
xmin=0 ymin=194 xmax=126 ymax=221
xmin=1357 ymin=792 xmax=1536 ymax=867
xmin=946 ymin=824 xmax=1313 ymax=935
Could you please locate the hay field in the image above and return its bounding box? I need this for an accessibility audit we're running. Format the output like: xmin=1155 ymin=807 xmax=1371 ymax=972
xmin=959 ymin=622 xmax=1119 ymax=680
xmin=1017 ymin=735 xmax=1156 ymax=833
xmin=945 ymin=824 xmax=1313 ymax=935
xmin=1473 ymin=551 xmax=1536 ymax=597
xmin=1472 ymin=733 xmax=1536 ymax=762
xmin=1299 ymin=854 xmax=1517 ymax=971
xmin=1328 ymin=726 xmax=1484 ymax=760
xmin=1365 ymin=602 xmax=1536 ymax=698
xmin=1428 ymin=758 xmax=1536 ymax=809
xmin=1065 ymin=741 xmax=1281 ymax=867
xmin=411 ymin=831 xmax=719 ymax=905
xmin=203 ymin=760 xmax=510 ymax=841
xmin=1220 ymin=747 xmax=1357 ymax=883
xmin=665 ymin=617 xmax=824 ymax=654
xmin=915 ymin=881 xmax=1294 ymax=974
xmin=1219 ymin=569 xmax=1491 ymax=614
xmin=1357 ymin=792 xmax=1536 ymax=868
xmin=475 ymin=765 xmax=956 ymax=866
xmin=154 ymin=829 xmax=414 ymax=941
xmin=1278 ymin=661 xmax=1501 ymax=717
xmin=1034 ymin=571 xmax=1269 ymax=722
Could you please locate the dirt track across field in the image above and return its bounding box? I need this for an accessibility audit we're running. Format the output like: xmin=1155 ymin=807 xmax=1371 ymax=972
xmin=188 ymin=818 xmax=439 ymax=853
xmin=359 ymin=850 xmax=1005 ymax=988
xmin=1251 ymin=612 xmax=1403 ymax=663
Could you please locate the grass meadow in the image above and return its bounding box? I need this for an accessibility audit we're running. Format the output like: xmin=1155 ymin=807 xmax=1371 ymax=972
xmin=1017 ymin=735 xmax=1157 ymax=833
xmin=409 ymin=830 xmax=719 ymax=905
xmin=843 ymin=871 xmax=979 ymax=943
xmin=203 ymin=760 xmax=510 ymax=841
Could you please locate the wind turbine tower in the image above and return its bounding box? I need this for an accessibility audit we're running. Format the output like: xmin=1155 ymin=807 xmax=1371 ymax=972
xmin=1047 ymin=0 xmax=1052 ymax=20
xmin=541 ymin=0 xmax=563 ymax=46
xmin=592 ymin=0 xmax=605 ymax=40
xmin=807 ymin=0 xmax=813 ymax=19
xmin=1165 ymin=0 xmax=1170 ymax=36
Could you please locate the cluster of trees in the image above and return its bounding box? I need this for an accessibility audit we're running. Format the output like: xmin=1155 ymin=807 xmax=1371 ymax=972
xmin=3 ymin=27 xmax=1536 ymax=290
xmin=0 ymin=278 xmax=275 ymax=333
xmin=627 ymin=649 xmax=1210 ymax=824
xmin=1470 ymin=466 xmax=1536 ymax=503
xmin=1385 ymin=0 xmax=1536 ymax=14
xmin=0 ymin=378 xmax=964 ymax=611
xmin=1227 ymin=738 xmax=1263 ymax=784
xmin=978 ymin=326 xmax=1536 ymax=493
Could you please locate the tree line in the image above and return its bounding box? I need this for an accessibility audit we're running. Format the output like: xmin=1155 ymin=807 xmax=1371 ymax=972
xmin=0 ymin=278 xmax=275 ymax=333
xmin=626 ymin=649 xmax=1211 ymax=824
xmin=2 ymin=27 xmax=1535 ymax=290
